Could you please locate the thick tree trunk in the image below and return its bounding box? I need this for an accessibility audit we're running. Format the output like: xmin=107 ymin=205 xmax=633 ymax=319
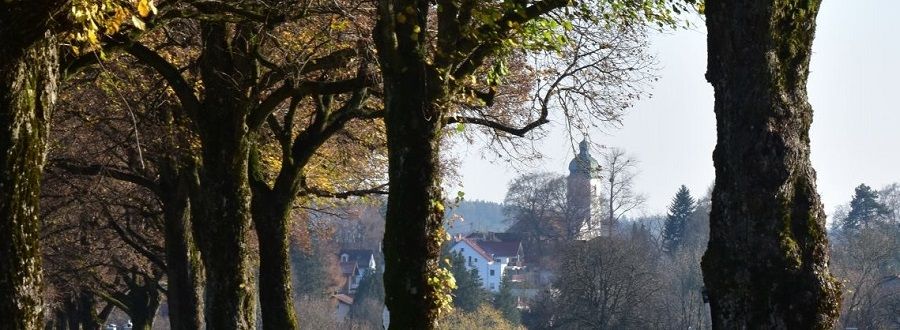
xmin=192 ymin=119 xmax=256 ymax=330
xmin=160 ymin=163 xmax=205 ymax=330
xmin=0 ymin=32 xmax=58 ymax=330
xmin=251 ymin=188 xmax=298 ymax=330
xmin=380 ymin=48 xmax=447 ymax=330
xmin=381 ymin=90 xmax=445 ymax=329
xmin=701 ymin=0 xmax=841 ymax=328
xmin=375 ymin=2 xmax=448 ymax=328
xmin=190 ymin=22 xmax=258 ymax=330
xmin=249 ymin=147 xmax=299 ymax=330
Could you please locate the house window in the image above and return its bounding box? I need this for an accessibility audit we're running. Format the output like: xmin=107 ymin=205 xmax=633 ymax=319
xmin=468 ymin=256 xmax=471 ymax=263
xmin=341 ymin=254 xmax=349 ymax=262
xmin=474 ymin=258 xmax=478 ymax=263
xmin=490 ymin=270 xmax=495 ymax=276
xmin=490 ymin=283 xmax=495 ymax=290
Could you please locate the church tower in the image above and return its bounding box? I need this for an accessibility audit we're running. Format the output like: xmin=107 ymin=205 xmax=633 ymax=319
xmin=567 ymin=139 xmax=602 ymax=239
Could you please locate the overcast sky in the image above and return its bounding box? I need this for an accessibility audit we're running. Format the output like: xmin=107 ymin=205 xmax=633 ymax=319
xmin=450 ymin=0 xmax=900 ymax=217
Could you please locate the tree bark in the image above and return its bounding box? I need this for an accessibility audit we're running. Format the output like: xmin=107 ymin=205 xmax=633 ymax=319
xmin=192 ymin=132 xmax=255 ymax=330
xmin=377 ymin=12 xmax=447 ymax=330
xmin=250 ymin=187 xmax=298 ymax=330
xmin=190 ymin=21 xmax=258 ymax=330
xmin=249 ymin=90 xmax=368 ymax=330
xmin=0 ymin=30 xmax=58 ymax=330
xmin=381 ymin=79 xmax=446 ymax=329
xmin=160 ymin=162 xmax=205 ymax=330
xmin=249 ymin=147 xmax=299 ymax=330
xmin=126 ymin=278 xmax=162 ymax=330
xmin=701 ymin=0 xmax=842 ymax=328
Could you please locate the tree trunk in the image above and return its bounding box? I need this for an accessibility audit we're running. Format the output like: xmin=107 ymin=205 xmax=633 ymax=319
xmin=374 ymin=2 xmax=450 ymax=328
xmin=190 ymin=22 xmax=258 ymax=330
xmin=192 ymin=113 xmax=257 ymax=330
xmin=381 ymin=89 xmax=445 ymax=329
xmin=251 ymin=188 xmax=298 ymax=330
xmin=249 ymin=148 xmax=299 ymax=330
xmin=379 ymin=43 xmax=447 ymax=330
xmin=0 ymin=31 xmax=58 ymax=330
xmin=701 ymin=0 xmax=841 ymax=328
xmin=127 ymin=279 xmax=161 ymax=330
xmin=248 ymin=98 xmax=357 ymax=329
xmin=160 ymin=162 xmax=205 ymax=330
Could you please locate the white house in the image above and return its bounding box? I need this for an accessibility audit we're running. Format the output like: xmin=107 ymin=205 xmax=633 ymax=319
xmin=449 ymin=232 xmax=524 ymax=292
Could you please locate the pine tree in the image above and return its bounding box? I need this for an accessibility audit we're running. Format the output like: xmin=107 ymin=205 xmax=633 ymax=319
xmin=663 ymin=185 xmax=695 ymax=254
xmin=842 ymin=183 xmax=890 ymax=231
xmin=493 ymin=274 xmax=520 ymax=325
xmin=448 ymin=252 xmax=488 ymax=311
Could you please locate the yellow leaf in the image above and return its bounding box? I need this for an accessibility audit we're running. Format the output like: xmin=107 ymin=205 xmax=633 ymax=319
xmin=136 ymin=0 xmax=151 ymax=17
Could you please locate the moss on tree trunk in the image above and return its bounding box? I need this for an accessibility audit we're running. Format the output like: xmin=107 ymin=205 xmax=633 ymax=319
xmin=192 ymin=135 xmax=256 ymax=329
xmin=160 ymin=162 xmax=205 ymax=330
xmin=374 ymin=2 xmax=456 ymax=327
xmin=0 ymin=32 xmax=58 ymax=330
xmin=249 ymin=170 xmax=299 ymax=330
xmin=380 ymin=51 xmax=448 ymax=330
xmin=701 ymin=0 xmax=842 ymax=328
xmin=188 ymin=21 xmax=259 ymax=330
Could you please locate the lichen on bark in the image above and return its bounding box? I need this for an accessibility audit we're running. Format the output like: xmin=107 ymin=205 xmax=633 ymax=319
xmin=0 ymin=32 xmax=58 ymax=330
xmin=702 ymin=0 xmax=841 ymax=328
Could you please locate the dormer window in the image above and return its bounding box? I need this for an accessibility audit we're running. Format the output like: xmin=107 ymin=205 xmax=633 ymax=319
xmin=341 ymin=254 xmax=349 ymax=262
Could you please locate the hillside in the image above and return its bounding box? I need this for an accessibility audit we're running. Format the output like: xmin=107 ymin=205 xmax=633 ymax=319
xmin=444 ymin=200 xmax=509 ymax=235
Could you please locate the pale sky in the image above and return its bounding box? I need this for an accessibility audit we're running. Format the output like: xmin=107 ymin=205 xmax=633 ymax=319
xmin=451 ymin=0 xmax=900 ymax=217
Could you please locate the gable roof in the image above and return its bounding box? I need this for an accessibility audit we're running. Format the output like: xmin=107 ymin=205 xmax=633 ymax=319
xmin=338 ymin=249 xmax=375 ymax=269
xmin=477 ymin=241 xmax=521 ymax=258
xmin=456 ymin=235 xmax=522 ymax=261
xmin=465 ymin=232 xmax=522 ymax=242
xmin=339 ymin=261 xmax=358 ymax=276
xmin=339 ymin=249 xmax=374 ymax=260
xmin=457 ymin=238 xmax=493 ymax=261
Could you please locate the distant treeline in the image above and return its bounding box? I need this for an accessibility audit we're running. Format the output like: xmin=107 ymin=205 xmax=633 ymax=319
xmin=445 ymin=200 xmax=508 ymax=235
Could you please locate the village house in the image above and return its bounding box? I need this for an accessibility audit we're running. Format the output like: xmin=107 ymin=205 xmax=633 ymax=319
xmin=337 ymin=249 xmax=377 ymax=294
xmin=449 ymin=232 xmax=525 ymax=292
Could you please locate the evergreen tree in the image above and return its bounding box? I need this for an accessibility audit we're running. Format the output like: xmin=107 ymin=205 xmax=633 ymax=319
xmin=662 ymin=185 xmax=695 ymax=254
xmin=448 ymin=252 xmax=488 ymax=311
xmin=350 ymin=271 xmax=385 ymax=327
xmin=493 ymin=274 xmax=521 ymax=325
xmin=354 ymin=270 xmax=385 ymax=303
xmin=843 ymin=184 xmax=890 ymax=231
